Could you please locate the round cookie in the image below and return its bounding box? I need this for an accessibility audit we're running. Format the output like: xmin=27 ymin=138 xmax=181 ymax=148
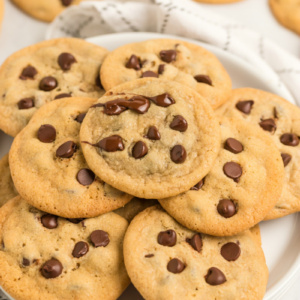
xmin=0 ymin=38 xmax=108 ymax=137
xmin=9 ymin=97 xmax=132 ymax=218
xmin=159 ymin=116 xmax=285 ymax=236
xmin=11 ymin=0 xmax=82 ymax=22
xmin=0 ymin=196 xmax=130 ymax=300
xmin=80 ymin=78 xmax=220 ymax=199
xmin=123 ymin=205 xmax=268 ymax=300
xmin=0 ymin=154 xmax=18 ymax=207
xmin=100 ymin=39 xmax=232 ymax=109
xmin=217 ymin=88 xmax=300 ymax=220
xmin=269 ymin=0 xmax=300 ymax=35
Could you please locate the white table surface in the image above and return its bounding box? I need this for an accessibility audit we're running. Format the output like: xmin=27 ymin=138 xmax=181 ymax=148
xmin=0 ymin=0 xmax=299 ymax=299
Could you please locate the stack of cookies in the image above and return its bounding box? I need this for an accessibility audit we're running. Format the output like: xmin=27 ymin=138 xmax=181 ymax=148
xmin=0 ymin=37 xmax=299 ymax=300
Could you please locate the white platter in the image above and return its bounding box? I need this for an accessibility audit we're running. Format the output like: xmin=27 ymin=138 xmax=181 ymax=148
xmin=1 ymin=32 xmax=300 ymax=300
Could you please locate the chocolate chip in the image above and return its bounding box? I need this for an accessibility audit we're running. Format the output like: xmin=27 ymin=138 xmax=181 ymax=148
xmin=41 ymin=259 xmax=63 ymax=279
xmin=125 ymin=54 xmax=141 ymax=70
xmin=190 ymin=179 xmax=204 ymax=191
xmin=221 ymin=242 xmax=241 ymax=261
xmin=217 ymin=199 xmax=236 ymax=218
xmin=205 ymin=267 xmax=226 ymax=285
xmin=18 ymin=97 xmax=34 ymax=109
xmin=56 ymin=141 xmax=77 ymax=158
xmin=61 ymin=0 xmax=73 ymax=6
xmin=235 ymin=100 xmax=254 ymax=114
xmin=280 ymin=133 xmax=299 ymax=146
xmin=224 ymin=138 xmax=243 ymax=154
xmin=141 ymin=71 xmax=158 ymax=78
xmin=158 ymin=64 xmax=165 ymax=75
xmin=186 ymin=233 xmax=202 ymax=252
xmin=149 ymin=93 xmax=175 ymax=107
xmin=72 ymin=241 xmax=89 ymax=258
xmin=145 ymin=254 xmax=154 ymax=258
xmin=145 ymin=126 xmax=161 ymax=140
xmin=19 ymin=66 xmax=37 ymax=80
xmin=41 ymin=214 xmax=58 ymax=229
xmin=132 ymin=141 xmax=148 ymax=159
xmin=160 ymin=50 xmax=177 ymax=63
xmin=22 ymin=258 xmax=30 ymax=266
xmin=39 ymin=76 xmax=57 ymax=91
xmin=76 ymin=169 xmax=95 ymax=186
xmin=259 ymin=119 xmax=277 ymax=132
xmin=58 ymin=53 xmax=76 ymax=71
xmin=75 ymin=113 xmax=86 ymax=123
xmin=223 ymin=162 xmax=242 ymax=182
xmin=157 ymin=230 xmax=177 ymax=247
xmin=194 ymin=74 xmax=212 ymax=86
xmin=167 ymin=258 xmax=185 ymax=274
xmin=54 ymin=93 xmax=71 ymax=100
xmin=98 ymin=135 xmax=124 ymax=152
xmin=171 ymin=145 xmax=187 ymax=164
xmin=281 ymin=153 xmax=292 ymax=167
xmin=66 ymin=218 xmax=85 ymax=224
xmin=90 ymin=230 xmax=110 ymax=248
xmin=37 ymin=124 xmax=56 ymax=143
xmin=170 ymin=115 xmax=188 ymax=132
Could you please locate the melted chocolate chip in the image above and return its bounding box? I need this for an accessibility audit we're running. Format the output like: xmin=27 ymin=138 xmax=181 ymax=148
xmin=90 ymin=230 xmax=110 ymax=248
xmin=72 ymin=241 xmax=89 ymax=258
xmin=205 ymin=267 xmax=226 ymax=286
xmin=61 ymin=0 xmax=73 ymax=6
xmin=223 ymin=162 xmax=242 ymax=182
xmin=141 ymin=71 xmax=158 ymax=78
xmin=37 ymin=124 xmax=56 ymax=143
xmin=41 ymin=214 xmax=58 ymax=229
xmin=149 ymin=93 xmax=175 ymax=107
xmin=170 ymin=115 xmax=188 ymax=132
xmin=145 ymin=126 xmax=161 ymax=140
xmin=126 ymin=54 xmax=141 ymax=70
xmin=158 ymin=64 xmax=165 ymax=75
xmin=145 ymin=254 xmax=154 ymax=258
xmin=19 ymin=66 xmax=37 ymax=80
xmin=58 ymin=53 xmax=76 ymax=71
xmin=97 ymin=135 xmax=124 ymax=152
xmin=186 ymin=233 xmax=202 ymax=252
xmin=235 ymin=100 xmax=254 ymax=114
xmin=224 ymin=138 xmax=243 ymax=154
xmin=190 ymin=179 xmax=204 ymax=191
xmin=22 ymin=258 xmax=30 ymax=266
xmin=160 ymin=50 xmax=177 ymax=63
xmin=221 ymin=242 xmax=241 ymax=261
xmin=280 ymin=133 xmax=299 ymax=146
xmin=194 ymin=74 xmax=212 ymax=86
xmin=132 ymin=141 xmax=148 ymax=159
xmin=157 ymin=230 xmax=177 ymax=247
xmin=41 ymin=259 xmax=63 ymax=279
xmin=217 ymin=199 xmax=236 ymax=218
xmin=259 ymin=119 xmax=277 ymax=132
xmin=76 ymin=169 xmax=95 ymax=186
xmin=39 ymin=76 xmax=57 ymax=91
xmin=54 ymin=93 xmax=72 ymax=100
xmin=281 ymin=153 xmax=292 ymax=167
xmin=167 ymin=258 xmax=185 ymax=274
xmin=18 ymin=97 xmax=34 ymax=109
xmin=56 ymin=141 xmax=77 ymax=158
xmin=171 ymin=145 xmax=187 ymax=164
xmin=75 ymin=113 xmax=86 ymax=123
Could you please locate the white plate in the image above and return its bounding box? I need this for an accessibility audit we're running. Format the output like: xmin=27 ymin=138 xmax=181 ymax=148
xmin=1 ymin=32 xmax=300 ymax=300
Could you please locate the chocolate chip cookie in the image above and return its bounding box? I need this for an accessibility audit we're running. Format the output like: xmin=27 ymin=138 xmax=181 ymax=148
xmin=80 ymin=78 xmax=220 ymax=199
xmin=9 ymin=97 xmax=132 ymax=218
xmin=0 ymin=38 xmax=108 ymax=137
xmin=100 ymin=39 xmax=232 ymax=109
xmin=123 ymin=205 xmax=268 ymax=300
xmin=0 ymin=155 xmax=18 ymax=207
xmin=217 ymin=88 xmax=300 ymax=220
xmin=159 ymin=116 xmax=285 ymax=236
xmin=0 ymin=196 xmax=130 ymax=300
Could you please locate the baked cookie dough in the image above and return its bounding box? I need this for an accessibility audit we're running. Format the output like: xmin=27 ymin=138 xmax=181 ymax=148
xmin=0 ymin=196 xmax=130 ymax=300
xmin=9 ymin=97 xmax=132 ymax=218
xmin=123 ymin=205 xmax=268 ymax=300
xmin=217 ymin=88 xmax=300 ymax=220
xmin=159 ymin=116 xmax=284 ymax=236
xmin=80 ymin=78 xmax=220 ymax=199
xmin=269 ymin=0 xmax=300 ymax=35
xmin=0 ymin=38 xmax=108 ymax=137
xmin=100 ymin=39 xmax=232 ymax=109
